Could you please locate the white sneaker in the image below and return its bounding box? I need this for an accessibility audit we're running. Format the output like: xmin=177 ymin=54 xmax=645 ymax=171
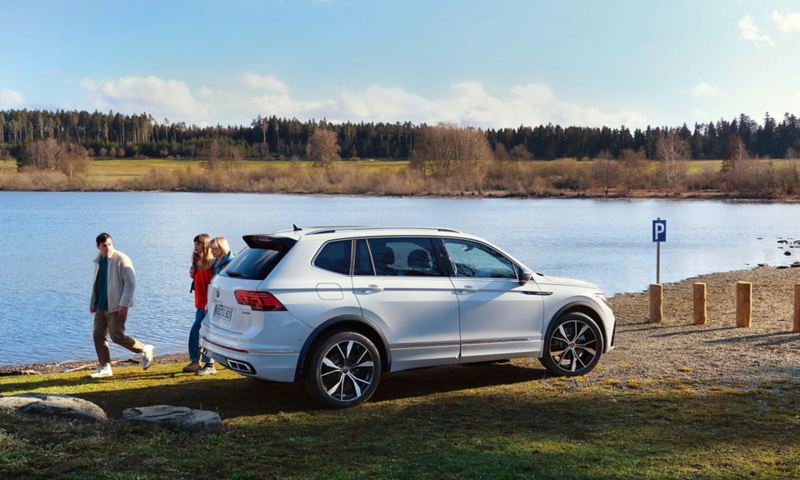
xmin=142 ymin=345 xmax=155 ymax=370
xmin=88 ymin=364 xmax=113 ymax=378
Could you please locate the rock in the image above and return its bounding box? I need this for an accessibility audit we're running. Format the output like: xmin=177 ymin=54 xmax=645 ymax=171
xmin=757 ymin=263 xmax=767 ymax=267
xmin=792 ymin=262 xmax=800 ymax=268
xmin=785 ymin=251 xmax=792 ymax=256
xmin=778 ymin=239 xmax=789 ymax=244
xmin=777 ymin=265 xmax=789 ymax=269
xmin=0 ymin=395 xmax=41 ymax=411
xmin=1 ymin=394 xmax=107 ymax=422
xmin=121 ymin=405 xmax=224 ymax=433
xmin=17 ymin=394 xmax=108 ymax=422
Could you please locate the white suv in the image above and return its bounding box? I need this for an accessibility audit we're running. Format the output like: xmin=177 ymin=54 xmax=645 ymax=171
xmin=200 ymin=227 xmax=615 ymax=408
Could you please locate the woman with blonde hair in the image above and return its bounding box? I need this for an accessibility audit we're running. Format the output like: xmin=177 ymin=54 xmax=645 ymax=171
xmin=210 ymin=236 xmax=235 ymax=275
xmin=184 ymin=233 xmax=216 ymax=375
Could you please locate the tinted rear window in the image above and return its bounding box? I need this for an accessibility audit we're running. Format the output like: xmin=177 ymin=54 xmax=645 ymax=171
xmin=222 ymin=247 xmax=286 ymax=280
xmin=367 ymin=237 xmax=445 ymax=277
xmin=314 ymin=240 xmax=352 ymax=275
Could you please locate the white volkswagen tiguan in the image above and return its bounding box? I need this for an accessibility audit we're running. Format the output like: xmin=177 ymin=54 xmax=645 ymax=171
xmin=200 ymin=227 xmax=615 ymax=408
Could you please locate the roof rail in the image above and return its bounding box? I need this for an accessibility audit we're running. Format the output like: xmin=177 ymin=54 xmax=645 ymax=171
xmin=303 ymin=226 xmax=462 ymax=235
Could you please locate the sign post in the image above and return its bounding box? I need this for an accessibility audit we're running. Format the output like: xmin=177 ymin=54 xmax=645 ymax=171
xmin=652 ymin=218 xmax=666 ymax=283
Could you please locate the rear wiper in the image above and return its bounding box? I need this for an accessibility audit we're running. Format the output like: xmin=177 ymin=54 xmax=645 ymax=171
xmin=226 ymin=270 xmax=243 ymax=278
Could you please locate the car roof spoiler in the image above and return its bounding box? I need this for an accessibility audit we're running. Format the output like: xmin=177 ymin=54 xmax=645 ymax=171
xmin=242 ymin=235 xmax=297 ymax=251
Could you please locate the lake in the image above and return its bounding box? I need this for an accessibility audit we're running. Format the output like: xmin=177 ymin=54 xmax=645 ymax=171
xmin=1 ymin=191 xmax=798 ymax=366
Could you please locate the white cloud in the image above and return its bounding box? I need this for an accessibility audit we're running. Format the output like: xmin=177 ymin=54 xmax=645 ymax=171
xmin=738 ymin=15 xmax=776 ymax=46
xmin=685 ymin=82 xmax=721 ymax=98
xmin=772 ymin=10 xmax=800 ymax=32
xmin=241 ymin=72 xmax=289 ymax=94
xmin=80 ymin=75 xmax=209 ymax=121
xmin=0 ymin=88 xmax=25 ymax=107
xmin=78 ymin=73 xmax=646 ymax=128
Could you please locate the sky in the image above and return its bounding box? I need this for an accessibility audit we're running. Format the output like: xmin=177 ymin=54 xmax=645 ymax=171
xmin=1 ymin=0 xmax=799 ymax=129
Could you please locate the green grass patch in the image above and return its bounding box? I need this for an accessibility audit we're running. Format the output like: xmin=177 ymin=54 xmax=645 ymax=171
xmin=1 ymin=362 xmax=798 ymax=479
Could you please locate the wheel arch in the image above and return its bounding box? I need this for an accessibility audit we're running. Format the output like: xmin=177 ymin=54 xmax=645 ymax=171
xmin=294 ymin=315 xmax=391 ymax=381
xmin=547 ymin=301 xmax=607 ymax=352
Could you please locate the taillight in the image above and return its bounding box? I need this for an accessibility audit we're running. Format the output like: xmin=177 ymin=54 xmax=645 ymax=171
xmin=234 ymin=290 xmax=286 ymax=311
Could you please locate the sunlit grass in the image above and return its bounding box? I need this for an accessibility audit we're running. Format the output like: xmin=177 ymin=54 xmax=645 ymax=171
xmin=1 ymin=362 xmax=799 ymax=479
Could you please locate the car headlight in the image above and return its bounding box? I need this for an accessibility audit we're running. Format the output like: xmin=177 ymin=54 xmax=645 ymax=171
xmin=594 ymin=292 xmax=609 ymax=305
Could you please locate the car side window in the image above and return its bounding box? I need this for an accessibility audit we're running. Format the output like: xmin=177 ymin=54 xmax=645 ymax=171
xmin=353 ymin=239 xmax=375 ymax=276
xmin=443 ymin=239 xmax=517 ymax=279
xmin=313 ymin=240 xmax=352 ymax=275
xmin=367 ymin=237 xmax=445 ymax=277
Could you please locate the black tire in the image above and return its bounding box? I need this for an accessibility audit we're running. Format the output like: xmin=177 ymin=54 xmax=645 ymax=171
xmin=304 ymin=331 xmax=382 ymax=408
xmin=540 ymin=312 xmax=603 ymax=377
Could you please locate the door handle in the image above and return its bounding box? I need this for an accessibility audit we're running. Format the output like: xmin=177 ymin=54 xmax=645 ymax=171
xmin=456 ymin=286 xmax=477 ymax=294
xmin=359 ymin=284 xmax=383 ymax=294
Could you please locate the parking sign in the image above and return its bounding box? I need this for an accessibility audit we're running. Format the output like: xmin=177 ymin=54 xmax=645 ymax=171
xmin=652 ymin=219 xmax=666 ymax=243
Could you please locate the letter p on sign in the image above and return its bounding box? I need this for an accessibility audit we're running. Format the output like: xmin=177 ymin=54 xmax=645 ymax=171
xmin=652 ymin=219 xmax=667 ymax=242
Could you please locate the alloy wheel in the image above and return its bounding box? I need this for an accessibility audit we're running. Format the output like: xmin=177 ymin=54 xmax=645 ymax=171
xmin=548 ymin=318 xmax=599 ymax=374
xmin=319 ymin=340 xmax=375 ymax=402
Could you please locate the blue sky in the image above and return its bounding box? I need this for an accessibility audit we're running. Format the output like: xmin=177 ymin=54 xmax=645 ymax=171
xmin=1 ymin=0 xmax=799 ymax=128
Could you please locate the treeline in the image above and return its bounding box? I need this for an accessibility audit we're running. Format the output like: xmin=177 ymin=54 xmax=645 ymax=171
xmin=2 ymin=109 xmax=800 ymax=161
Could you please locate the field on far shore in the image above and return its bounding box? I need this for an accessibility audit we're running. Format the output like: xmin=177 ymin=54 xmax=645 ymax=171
xmin=1 ymin=266 xmax=799 ymax=479
xmin=2 ymin=157 xmax=799 ymax=199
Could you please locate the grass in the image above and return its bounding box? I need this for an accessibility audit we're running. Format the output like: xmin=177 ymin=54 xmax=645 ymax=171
xmin=87 ymin=158 xmax=408 ymax=180
xmin=1 ymin=361 xmax=799 ymax=479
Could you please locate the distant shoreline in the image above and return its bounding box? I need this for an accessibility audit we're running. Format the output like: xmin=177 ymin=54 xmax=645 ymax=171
xmin=3 ymin=157 xmax=800 ymax=201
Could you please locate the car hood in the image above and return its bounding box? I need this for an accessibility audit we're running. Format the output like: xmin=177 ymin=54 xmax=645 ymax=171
xmin=534 ymin=274 xmax=600 ymax=291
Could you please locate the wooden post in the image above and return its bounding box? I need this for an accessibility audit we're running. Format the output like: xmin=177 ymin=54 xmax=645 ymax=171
xmin=693 ymin=282 xmax=707 ymax=325
xmin=794 ymin=284 xmax=800 ymax=333
xmin=736 ymin=281 xmax=751 ymax=328
xmin=649 ymin=284 xmax=663 ymax=323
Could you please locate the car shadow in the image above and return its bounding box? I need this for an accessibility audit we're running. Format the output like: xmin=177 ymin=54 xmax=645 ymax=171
xmin=17 ymin=363 xmax=548 ymax=419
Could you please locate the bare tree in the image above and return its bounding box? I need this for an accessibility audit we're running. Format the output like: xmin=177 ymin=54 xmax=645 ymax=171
xmin=591 ymin=150 xmax=620 ymax=196
xmin=655 ymin=132 xmax=690 ymax=191
xmin=305 ymin=128 xmax=340 ymax=167
xmin=619 ymin=148 xmax=643 ymax=190
xmin=411 ymin=124 xmax=493 ymax=178
xmin=203 ymin=140 xmax=242 ymax=170
xmin=509 ymin=144 xmax=533 ymax=161
xmin=18 ymin=138 xmax=89 ymax=177
xmin=722 ymin=136 xmax=748 ymax=173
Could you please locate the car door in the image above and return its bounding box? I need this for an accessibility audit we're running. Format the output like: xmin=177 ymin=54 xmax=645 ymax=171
xmin=441 ymin=238 xmax=545 ymax=362
xmin=352 ymin=237 xmax=461 ymax=371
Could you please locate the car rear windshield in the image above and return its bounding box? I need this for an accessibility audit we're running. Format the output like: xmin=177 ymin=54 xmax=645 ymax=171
xmin=222 ymin=247 xmax=287 ymax=280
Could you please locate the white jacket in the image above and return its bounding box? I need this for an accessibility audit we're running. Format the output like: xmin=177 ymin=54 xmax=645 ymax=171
xmin=90 ymin=250 xmax=136 ymax=313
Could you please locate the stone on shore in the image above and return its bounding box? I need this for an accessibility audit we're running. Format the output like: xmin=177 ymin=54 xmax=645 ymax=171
xmin=1 ymin=393 xmax=107 ymax=422
xmin=121 ymin=405 xmax=224 ymax=433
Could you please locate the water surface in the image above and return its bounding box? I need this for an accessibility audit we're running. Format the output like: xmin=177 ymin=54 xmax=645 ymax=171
xmin=1 ymin=192 xmax=797 ymax=366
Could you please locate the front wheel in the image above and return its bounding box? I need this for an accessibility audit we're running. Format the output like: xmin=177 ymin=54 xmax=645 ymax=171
xmin=540 ymin=312 xmax=603 ymax=376
xmin=304 ymin=331 xmax=382 ymax=408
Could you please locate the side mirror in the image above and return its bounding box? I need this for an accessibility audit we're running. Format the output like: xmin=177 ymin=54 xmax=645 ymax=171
xmin=519 ymin=269 xmax=533 ymax=286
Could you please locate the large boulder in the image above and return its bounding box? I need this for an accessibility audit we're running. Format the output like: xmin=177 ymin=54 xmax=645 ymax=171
xmin=1 ymin=393 xmax=107 ymax=422
xmin=121 ymin=405 xmax=224 ymax=433
xmin=0 ymin=395 xmax=41 ymax=411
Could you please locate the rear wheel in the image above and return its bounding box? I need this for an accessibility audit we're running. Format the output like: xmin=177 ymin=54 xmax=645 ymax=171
xmin=540 ymin=312 xmax=602 ymax=376
xmin=304 ymin=331 xmax=382 ymax=408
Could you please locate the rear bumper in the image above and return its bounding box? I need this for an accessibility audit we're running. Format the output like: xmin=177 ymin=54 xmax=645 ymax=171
xmin=200 ymin=341 xmax=299 ymax=382
xmin=199 ymin=320 xmax=300 ymax=382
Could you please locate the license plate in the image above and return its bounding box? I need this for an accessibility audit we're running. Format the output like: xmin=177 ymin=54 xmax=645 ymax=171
xmin=214 ymin=304 xmax=233 ymax=322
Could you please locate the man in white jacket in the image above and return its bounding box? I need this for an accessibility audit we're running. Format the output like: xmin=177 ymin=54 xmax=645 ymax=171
xmin=88 ymin=233 xmax=154 ymax=378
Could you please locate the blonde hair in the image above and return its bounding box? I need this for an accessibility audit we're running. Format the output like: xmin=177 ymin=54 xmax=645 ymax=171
xmin=193 ymin=233 xmax=214 ymax=270
xmin=210 ymin=236 xmax=231 ymax=258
